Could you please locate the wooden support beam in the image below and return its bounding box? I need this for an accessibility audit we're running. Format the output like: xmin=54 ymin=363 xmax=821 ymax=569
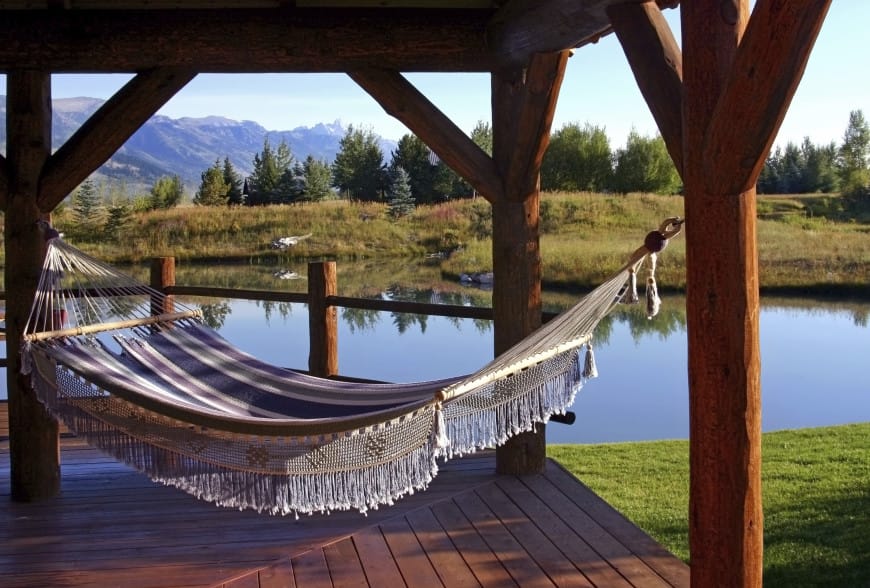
xmin=0 ymin=9 xmax=494 ymax=73
xmin=0 ymin=154 xmax=8 ymax=210
xmin=608 ymin=1 xmax=683 ymax=177
xmin=4 ymin=70 xmax=60 ymax=501
xmin=491 ymin=52 xmax=568 ymax=474
xmin=39 ymin=68 xmax=196 ymax=211
xmin=349 ymin=68 xmax=503 ymax=203
xmin=487 ymin=0 xmax=614 ymax=66
xmin=682 ymin=1 xmax=757 ymax=585
xmin=704 ymin=0 xmax=832 ymax=194
xmin=502 ymin=51 xmax=571 ymax=198
xmin=681 ymin=1 xmax=832 ymax=578
xmin=308 ymin=261 xmax=339 ymax=378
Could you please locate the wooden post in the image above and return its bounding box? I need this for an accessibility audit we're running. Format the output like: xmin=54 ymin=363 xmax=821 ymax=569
xmin=491 ymin=52 xmax=569 ymax=475
xmin=308 ymin=261 xmax=338 ymax=378
xmin=682 ymin=2 xmax=761 ymax=585
xmin=150 ymin=257 xmax=176 ymax=316
xmin=5 ymin=70 xmax=60 ymax=501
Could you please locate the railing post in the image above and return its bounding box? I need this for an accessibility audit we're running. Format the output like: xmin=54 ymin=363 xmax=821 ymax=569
xmin=308 ymin=261 xmax=338 ymax=377
xmin=150 ymin=257 xmax=176 ymax=316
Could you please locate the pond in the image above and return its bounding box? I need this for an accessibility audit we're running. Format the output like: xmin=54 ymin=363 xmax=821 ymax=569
xmin=2 ymin=260 xmax=868 ymax=444
xmin=202 ymin=294 xmax=870 ymax=444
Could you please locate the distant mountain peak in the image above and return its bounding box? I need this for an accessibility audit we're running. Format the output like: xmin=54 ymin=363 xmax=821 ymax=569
xmin=0 ymin=95 xmax=398 ymax=194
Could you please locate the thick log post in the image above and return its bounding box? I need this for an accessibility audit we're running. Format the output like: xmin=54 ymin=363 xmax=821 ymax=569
xmin=682 ymin=2 xmax=760 ymax=585
xmin=492 ymin=52 xmax=568 ymax=475
xmin=308 ymin=261 xmax=338 ymax=378
xmin=4 ymin=70 xmax=60 ymax=501
xmin=150 ymin=257 xmax=176 ymax=316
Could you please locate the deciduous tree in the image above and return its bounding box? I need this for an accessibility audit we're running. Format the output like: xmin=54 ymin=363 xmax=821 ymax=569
xmin=541 ymin=122 xmax=613 ymax=191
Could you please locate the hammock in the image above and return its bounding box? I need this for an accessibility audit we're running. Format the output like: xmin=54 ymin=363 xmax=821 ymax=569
xmin=21 ymin=218 xmax=682 ymax=516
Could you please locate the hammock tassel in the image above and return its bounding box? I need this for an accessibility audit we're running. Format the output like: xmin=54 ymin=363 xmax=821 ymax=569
xmin=433 ymin=403 xmax=450 ymax=450
xmin=645 ymin=252 xmax=662 ymax=319
xmin=623 ymin=269 xmax=639 ymax=304
xmin=583 ymin=342 xmax=598 ymax=379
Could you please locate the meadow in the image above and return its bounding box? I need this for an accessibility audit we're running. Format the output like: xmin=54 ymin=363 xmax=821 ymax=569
xmin=33 ymin=191 xmax=870 ymax=297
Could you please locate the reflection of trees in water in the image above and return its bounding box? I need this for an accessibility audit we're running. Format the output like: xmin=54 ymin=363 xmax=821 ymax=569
xmin=198 ymin=301 xmax=231 ymax=330
xmin=256 ymin=300 xmax=294 ymax=325
xmin=342 ymin=307 xmax=380 ymax=333
xmin=336 ymin=285 xmax=495 ymax=335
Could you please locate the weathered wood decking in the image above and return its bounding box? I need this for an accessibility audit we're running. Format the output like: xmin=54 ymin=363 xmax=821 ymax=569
xmin=0 ymin=405 xmax=688 ymax=588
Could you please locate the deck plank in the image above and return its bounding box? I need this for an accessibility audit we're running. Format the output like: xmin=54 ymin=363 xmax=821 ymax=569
xmin=475 ymin=481 xmax=594 ymax=588
xmin=291 ymin=549 xmax=333 ymax=588
xmin=258 ymin=559 xmax=297 ymax=588
xmin=494 ymin=476 xmax=633 ymax=588
xmin=322 ymin=537 xmax=367 ymax=588
xmin=379 ymin=515 xmax=444 ymax=588
xmin=1 ymin=435 xmax=688 ymax=587
xmin=429 ymin=498 xmax=517 ymax=588
xmin=351 ymin=526 xmax=406 ymax=587
xmin=454 ymin=489 xmax=555 ymax=588
xmin=404 ymin=507 xmax=480 ymax=588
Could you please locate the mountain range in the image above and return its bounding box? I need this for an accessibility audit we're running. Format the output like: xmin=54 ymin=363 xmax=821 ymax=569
xmin=0 ymin=96 xmax=398 ymax=193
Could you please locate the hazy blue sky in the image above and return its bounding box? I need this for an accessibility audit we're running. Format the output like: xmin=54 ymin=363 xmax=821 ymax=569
xmin=10 ymin=3 xmax=869 ymax=150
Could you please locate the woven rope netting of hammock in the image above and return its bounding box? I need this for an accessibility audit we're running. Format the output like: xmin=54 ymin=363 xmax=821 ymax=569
xmin=20 ymin=218 xmax=682 ymax=515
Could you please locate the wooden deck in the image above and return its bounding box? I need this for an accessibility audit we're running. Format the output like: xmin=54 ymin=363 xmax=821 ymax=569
xmin=1 ymin=405 xmax=688 ymax=588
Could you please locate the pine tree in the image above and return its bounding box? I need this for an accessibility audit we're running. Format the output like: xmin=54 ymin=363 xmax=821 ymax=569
xmin=195 ymin=160 xmax=230 ymax=206
xmin=387 ymin=166 xmax=415 ymax=219
xmin=72 ymin=179 xmax=102 ymax=228
xmin=222 ymin=157 xmax=244 ymax=205
xmin=103 ymin=200 xmax=132 ymax=242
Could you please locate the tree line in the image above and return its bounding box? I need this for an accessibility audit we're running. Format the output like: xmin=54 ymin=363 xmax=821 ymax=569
xmin=68 ymin=107 xmax=869 ymax=237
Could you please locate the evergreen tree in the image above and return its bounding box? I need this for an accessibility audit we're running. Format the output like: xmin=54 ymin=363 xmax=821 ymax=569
xmin=300 ymin=156 xmax=333 ymax=202
xmin=194 ymin=159 xmax=230 ymax=206
xmin=248 ymin=137 xmax=291 ymax=205
xmin=470 ymin=120 xmax=493 ymax=156
xmin=541 ymin=122 xmax=613 ymax=191
xmin=72 ymin=179 xmax=103 ymax=228
xmin=222 ymin=157 xmax=244 ymax=205
xmin=611 ymin=130 xmax=681 ymax=194
xmin=103 ymin=200 xmax=132 ymax=242
xmin=149 ymin=175 xmax=184 ymax=209
xmin=391 ymin=134 xmax=440 ymax=204
xmin=838 ymin=109 xmax=870 ymax=195
xmin=387 ymin=166 xmax=415 ymax=218
xmin=332 ymin=125 xmax=387 ymax=202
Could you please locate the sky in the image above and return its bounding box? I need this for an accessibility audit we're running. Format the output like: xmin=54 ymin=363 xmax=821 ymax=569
xmin=4 ymin=3 xmax=868 ymax=151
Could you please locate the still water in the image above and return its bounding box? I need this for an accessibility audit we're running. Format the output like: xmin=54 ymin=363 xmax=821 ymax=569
xmin=3 ymin=261 xmax=868 ymax=443
xmin=197 ymin=293 xmax=869 ymax=444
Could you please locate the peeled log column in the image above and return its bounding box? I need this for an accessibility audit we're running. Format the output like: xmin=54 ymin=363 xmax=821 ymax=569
xmin=5 ymin=70 xmax=60 ymax=501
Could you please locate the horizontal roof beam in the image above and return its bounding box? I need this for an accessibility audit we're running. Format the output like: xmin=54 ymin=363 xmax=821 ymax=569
xmin=0 ymin=9 xmax=498 ymax=72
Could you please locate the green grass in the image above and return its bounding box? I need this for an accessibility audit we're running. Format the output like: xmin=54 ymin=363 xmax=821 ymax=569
xmin=4 ymin=191 xmax=868 ymax=295
xmin=549 ymin=423 xmax=870 ymax=586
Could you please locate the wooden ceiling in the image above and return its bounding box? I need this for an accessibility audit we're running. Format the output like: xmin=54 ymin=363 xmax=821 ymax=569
xmin=0 ymin=0 xmax=678 ymax=73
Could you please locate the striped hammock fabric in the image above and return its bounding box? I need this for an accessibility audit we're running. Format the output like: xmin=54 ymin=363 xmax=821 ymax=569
xmin=22 ymin=219 xmax=681 ymax=516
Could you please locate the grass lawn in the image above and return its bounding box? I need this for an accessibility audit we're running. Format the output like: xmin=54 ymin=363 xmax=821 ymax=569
xmin=549 ymin=423 xmax=870 ymax=587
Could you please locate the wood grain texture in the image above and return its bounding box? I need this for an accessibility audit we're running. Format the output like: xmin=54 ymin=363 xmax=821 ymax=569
xmin=39 ymin=68 xmax=196 ymax=210
xmin=0 ymin=9 xmax=495 ymax=72
xmin=703 ymin=0 xmax=832 ymax=194
xmin=681 ymin=1 xmax=764 ymax=585
xmin=0 ymin=440 xmax=689 ymax=587
xmin=4 ymin=70 xmax=60 ymax=501
xmin=349 ymin=68 xmax=503 ymax=203
xmin=608 ymin=1 xmax=683 ymax=177
xmin=308 ymin=261 xmax=339 ymax=377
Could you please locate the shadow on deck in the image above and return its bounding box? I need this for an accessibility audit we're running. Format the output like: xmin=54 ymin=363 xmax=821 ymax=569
xmin=1 ymin=434 xmax=688 ymax=588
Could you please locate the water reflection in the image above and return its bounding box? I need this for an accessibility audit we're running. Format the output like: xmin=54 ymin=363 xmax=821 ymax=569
xmin=2 ymin=258 xmax=867 ymax=444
